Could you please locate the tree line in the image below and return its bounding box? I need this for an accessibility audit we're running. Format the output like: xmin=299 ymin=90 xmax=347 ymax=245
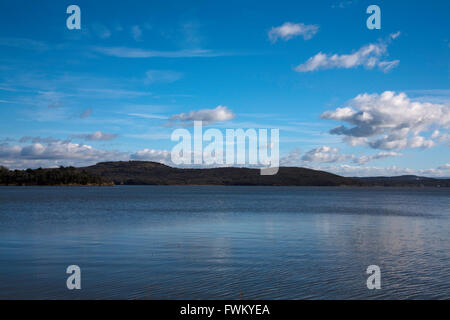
xmin=0 ymin=165 xmax=112 ymax=186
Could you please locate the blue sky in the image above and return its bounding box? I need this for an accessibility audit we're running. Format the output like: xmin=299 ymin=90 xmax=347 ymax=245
xmin=0 ymin=0 xmax=449 ymax=176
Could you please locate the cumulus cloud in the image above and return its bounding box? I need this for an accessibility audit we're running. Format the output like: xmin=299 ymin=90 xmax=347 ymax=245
xmin=168 ymin=105 xmax=235 ymax=126
xmin=322 ymin=91 xmax=450 ymax=150
xmin=295 ymin=34 xmax=400 ymax=72
xmin=0 ymin=143 xmax=22 ymax=159
xmin=268 ymin=22 xmax=319 ymax=42
xmin=0 ymin=141 xmax=127 ymax=169
xmin=281 ymin=147 xmax=402 ymax=166
xmin=131 ymin=149 xmax=234 ymax=169
xmin=431 ymin=130 xmax=450 ymax=146
xmin=130 ymin=149 xmax=171 ymax=164
xmin=0 ymin=141 xmax=175 ymax=169
xmin=301 ymin=146 xmax=351 ymax=163
xmin=278 ymin=147 xmax=449 ymax=177
xmin=71 ymin=131 xmax=118 ymax=141
xmin=279 ymin=148 xmax=302 ymax=166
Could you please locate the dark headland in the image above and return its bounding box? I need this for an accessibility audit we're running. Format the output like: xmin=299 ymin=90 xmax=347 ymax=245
xmin=1 ymin=161 xmax=449 ymax=187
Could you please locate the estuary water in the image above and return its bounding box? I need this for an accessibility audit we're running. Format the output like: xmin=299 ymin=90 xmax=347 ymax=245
xmin=0 ymin=186 xmax=449 ymax=299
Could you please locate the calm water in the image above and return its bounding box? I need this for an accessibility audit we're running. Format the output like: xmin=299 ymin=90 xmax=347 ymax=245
xmin=0 ymin=186 xmax=449 ymax=299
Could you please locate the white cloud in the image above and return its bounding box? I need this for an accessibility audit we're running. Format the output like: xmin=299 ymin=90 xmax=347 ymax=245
xmin=2 ymin=141 xmax=448 ymax=178
xmin=354 ymin=151 xmax=403 ymax=164
xmin=280 ymin=147 xmax=447 ymax=177
xmin=131 ymin=149 xmax=232 ymax=169
xmin=322 ymin=91 xmax=450 ymax=150
xmin=295 ymin=35 xmax=400 ymax=72
xmin=301 ymin=146 xmax=351 ymax=163
xmin=168 ymin=105 xmax=235 ymax=125
xmin=0 ymin=141 xmax=127 ymax=169
xmin=279 ymin=148 xmax=302 ymax=166
xmin=72 ymin=131 xmax=118 ymax=141
xmin=0 ymin=143 xmax=22 ymax=158
xmin=130 ymin=149 xmax=171 ymax=164
xmin=281 ymin=147 xmax=402 ymax=166
xmin=268 ymin=22 xmax=319 ymax=42
xmin=431 ymin=130 xmax=450 ymax=146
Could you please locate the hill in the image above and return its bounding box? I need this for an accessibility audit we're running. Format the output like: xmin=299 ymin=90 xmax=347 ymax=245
xmin=82 ymin=161 xmax=359 ymax=186
xmin=2 ymin=162 xmax=449 ymax=187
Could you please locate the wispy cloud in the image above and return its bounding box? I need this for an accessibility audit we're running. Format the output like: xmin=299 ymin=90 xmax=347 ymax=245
xmin=93 ymin=46 xmax=229 ymax=58
xmin=406 ymin=89 xmax=450 ymax=104
xmin=128 ymin=113 xmax=168 ymax=120
xmin=19 ymin=136 xmax=65 ymax=144
xmin=0 ymin=99 xmax=24 ymax=104
xmin=0 ymin=37 xmax=48 ymax=51
xmin=92 ymin=23 xmax=112 ymax=39
xmin=78 ymin=88 xmax=152 ymax=98
xmin=268 ymin=22 xmax=319 ymax=42
xmin=354 ymin=151 xmax=403 ymax=164
xmin=145 ymin=70 xmax=183 ymax=83
xmin=295 ymin=33 xmax=400 ymax=72
xmin=331 ymin=0 xmax=357 ymax=9
xmin=167 ymin=105 xmax=235 ymax=126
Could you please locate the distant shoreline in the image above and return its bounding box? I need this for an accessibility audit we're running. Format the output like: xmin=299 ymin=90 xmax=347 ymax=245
xmin=1 ymin=161 xmax=449 ymax=187
xmin=1 ymin=183 xmax=449 ymax=189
